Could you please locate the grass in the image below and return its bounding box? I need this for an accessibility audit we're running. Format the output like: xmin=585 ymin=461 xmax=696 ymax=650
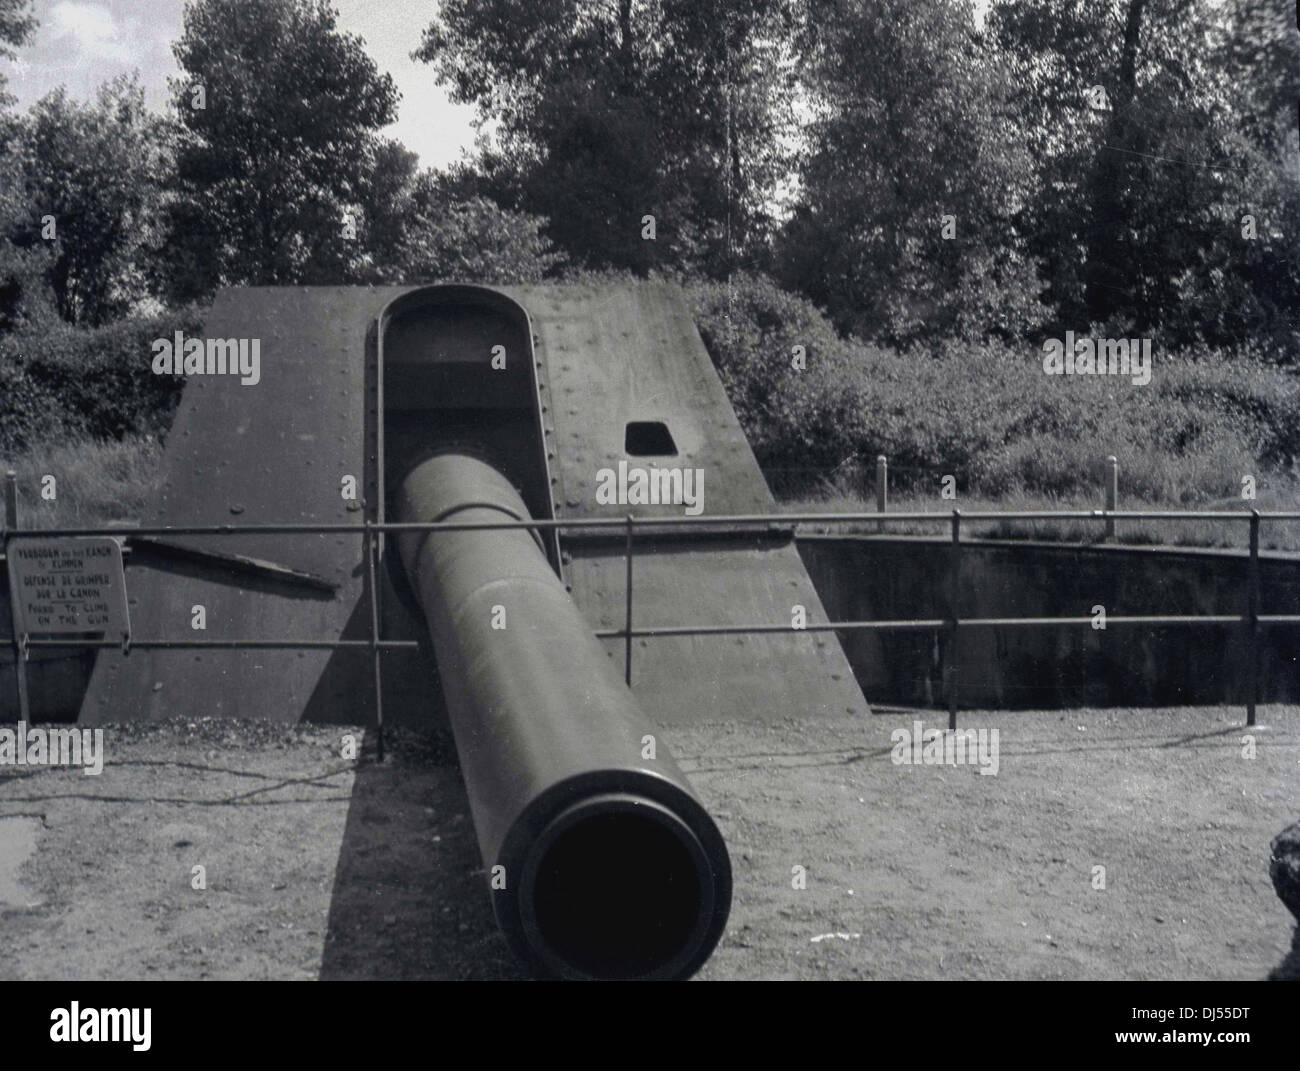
xmin=4 ymin=434 xmax=1300 ymax=554
xmin=778 ymin=482 xmax=1300 ymax=554
xmin=1 ymin=435 xmax=164 ymax=532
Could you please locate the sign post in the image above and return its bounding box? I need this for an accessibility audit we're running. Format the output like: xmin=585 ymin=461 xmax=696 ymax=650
xmin=3 ymin=471 xmax=27 ymax=724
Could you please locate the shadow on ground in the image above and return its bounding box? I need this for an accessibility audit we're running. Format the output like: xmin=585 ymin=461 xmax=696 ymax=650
xmin=319 ymin=730 xmax=532 ymax=980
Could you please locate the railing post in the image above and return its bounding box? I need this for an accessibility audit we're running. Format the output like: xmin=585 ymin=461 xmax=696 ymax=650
xmin=947 ymin=509 xmax=961 ymax=731
xmin=4 ymin=471 xmax=30 ymax=725
xmin=364 ymin=520 xmax=384 ymax=762
xmin=1104 ymin=455 xmax=1118 ymax=541
xmin=625 ymin=514 xmax=634 ymax=687
xmin=876 ymin=455 xmax=888 ymax=533
xmin=1246 ymin=509 xmax=1260 ymax=727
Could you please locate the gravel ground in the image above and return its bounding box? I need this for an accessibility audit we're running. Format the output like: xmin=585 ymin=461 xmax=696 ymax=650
xmin=0 ymin=706 xmax=1295 ymax=980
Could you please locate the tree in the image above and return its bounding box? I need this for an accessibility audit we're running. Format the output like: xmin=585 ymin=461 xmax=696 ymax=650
xmin=0 ymin=140 xmax=52 ymax=330
xmin=12 ymin=78 xmax=168 ymax=325
xmin=161 ymin=0 xmax=398 ymax=300
xmin=0 ymin=0 xmax=35 ymax=115
xmin=777 ymin=0 xmax=1045 ymax=343
xmin=342 ymin=145 xmax=566 ymax=284
xmin=1217 ymin=0 xmax=1300 ymax=356
xmin=0 ymin=0 xmax=42 ymax=328
xmin=416 ymin=0 xmax=797 ymax=277
xmin=350 ymin=138 xmax=421 ymax=280
xmin=1222 ymin=0 xmax=1298 ymax=151
xmin=394 ymin=192 xmax=566 ymax=284
xmin=989 ymin=0 xmax=1291 ymax=348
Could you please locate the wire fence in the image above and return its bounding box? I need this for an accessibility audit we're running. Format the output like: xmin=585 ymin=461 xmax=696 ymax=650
xmin=4 ymin=470 xmax=1299 ymax=758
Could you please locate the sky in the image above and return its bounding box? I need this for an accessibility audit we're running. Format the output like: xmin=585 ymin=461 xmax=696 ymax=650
xmin=3 ymin=0 xmax=998 ymax=173
xmin=2 ymin=0 xmax=480 ymax=170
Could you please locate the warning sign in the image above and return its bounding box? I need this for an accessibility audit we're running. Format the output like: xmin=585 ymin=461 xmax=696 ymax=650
xmin=5 ymin=537 xmax=130 ymax=637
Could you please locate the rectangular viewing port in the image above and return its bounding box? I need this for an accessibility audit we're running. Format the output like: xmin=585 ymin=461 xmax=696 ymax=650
xmin=625 ymin=421 xmax=678 ymax=456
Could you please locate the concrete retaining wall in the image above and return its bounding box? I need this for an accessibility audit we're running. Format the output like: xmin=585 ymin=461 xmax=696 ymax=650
xmin=6 ymin=536 xmax=1299 ymax=720
xmin=797 ymin=536 xmax=1300 ymax=710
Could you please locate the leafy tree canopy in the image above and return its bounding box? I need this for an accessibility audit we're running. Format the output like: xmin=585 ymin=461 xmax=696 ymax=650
xmin=162 ymin=0 xmax=399 ymax=298
xmin=417 ymin=0 xmax=799 ymax=276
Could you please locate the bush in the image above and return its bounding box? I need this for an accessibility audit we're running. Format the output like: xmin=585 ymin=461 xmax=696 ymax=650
xmin=687 ymin=272 xmax=1299 ymax=504
xmin=390 ymin=196 xmax=566 ymax=284
xmin=0 ymin=307 xmax=204 ymax=452
xmin=845 ymin=337 xmax=1297 ymax=503
xmin=688 ymin=273 xmax=871 ymax=472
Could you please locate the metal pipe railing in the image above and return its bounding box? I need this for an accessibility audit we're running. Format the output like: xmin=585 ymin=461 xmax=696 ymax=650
xmin=7 ymin=507 xmax=1300 ymax=538
xmin=4 ymin=474 xmax=1298 ymax=733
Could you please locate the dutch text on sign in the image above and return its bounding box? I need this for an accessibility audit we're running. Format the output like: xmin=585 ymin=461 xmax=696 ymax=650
xmin=5 ymin=537 xmax=130 ymax=637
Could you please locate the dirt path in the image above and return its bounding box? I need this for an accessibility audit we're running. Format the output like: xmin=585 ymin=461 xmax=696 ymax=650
xmin=0 ymin=707 xmax=1295 ymax=980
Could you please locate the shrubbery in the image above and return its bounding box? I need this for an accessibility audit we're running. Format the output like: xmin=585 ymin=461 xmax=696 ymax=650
xmin=688 ymin=273 xmax=870 ymax=472
xmin=3 ymin=274 xmax=1295 ymax=513
xmin=382 ymin=195 xmax=567 ymax=285
xmin=690 ymin=274 xmax=1300 ymax=503
xmin=0 ymin=307 xmax=203 ymax=453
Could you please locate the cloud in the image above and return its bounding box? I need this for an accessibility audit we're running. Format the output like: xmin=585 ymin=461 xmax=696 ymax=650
xmin=48 ymin=1 xmax=131 ymax=62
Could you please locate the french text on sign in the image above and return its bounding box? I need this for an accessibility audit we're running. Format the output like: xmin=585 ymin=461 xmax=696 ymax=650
xmin=5 ymin=537 xmax=130 ymax=637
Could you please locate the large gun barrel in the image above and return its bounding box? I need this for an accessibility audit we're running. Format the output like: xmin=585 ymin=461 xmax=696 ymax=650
xmin=394 ymin=452 xmax=732 ymax=980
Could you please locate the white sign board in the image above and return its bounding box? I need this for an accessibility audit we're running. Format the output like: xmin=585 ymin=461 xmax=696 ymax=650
xmin=6 ymin=537 xmax=130 ymax=637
